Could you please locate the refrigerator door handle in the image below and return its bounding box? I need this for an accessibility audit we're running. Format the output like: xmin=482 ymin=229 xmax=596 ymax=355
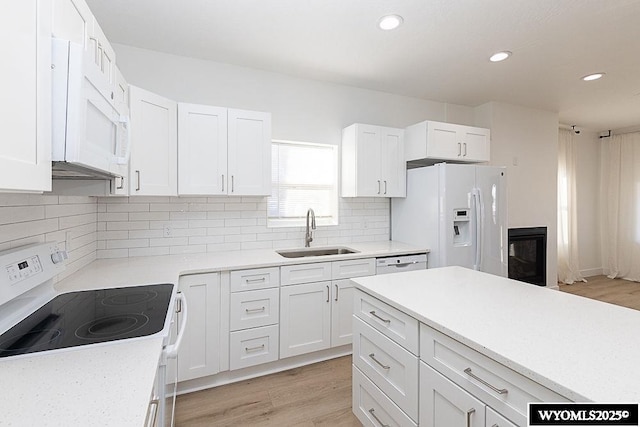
xmin=473 ymin=188 xmax=483 ymax=270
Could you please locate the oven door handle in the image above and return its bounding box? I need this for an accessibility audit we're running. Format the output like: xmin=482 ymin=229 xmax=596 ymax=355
xmin=165 ymin=292 xmax=188 ymax=359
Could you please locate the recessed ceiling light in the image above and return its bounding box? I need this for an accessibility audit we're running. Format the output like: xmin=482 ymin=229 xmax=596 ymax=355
xmin=378 ymin=15 xmax=403 ymax=30
xmin=582 ymin=73 xmax=605 ymax=81
xmin=489 ymin=51 xmax=512 ymax=62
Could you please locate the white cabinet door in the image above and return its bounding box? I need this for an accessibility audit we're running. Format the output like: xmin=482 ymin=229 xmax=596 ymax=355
xmin=331 ymin=279 xmax=355 ymax=347
xmin=129 ymin=85 xmax=178 ymax=196
xmin=280 ymin=281 xmax=331 ymax=358
xmin=380 ymin=127 xmax=405 ymax=197
xmin=0 ymin=0 xmax=51 ymax=193
xmin=177 ymin=273 xmax=221 ymax=382
xmin=406 ymin=120 xmax=490 ymax=163
xmin=355 ymin=124 xmax=383 ymax=197
xmin=107 ymin=66 xmax=129 ymax=196
xmin=462 ymin=127 xmax=490 ymax=162
xmin=178 ymin=103 xmax=228 ymax=195
xmin=227 ymin=109 xmax=271 ymax=196
xmin=90 ymin=20 xmax=115 ymax=84
xmin=52 ymin=0 xmax=93 ymax=49
xmin=420 ymin=361 xmax=486 ymax=427
xmin=426 ymin=121 xmax=464 ymax=160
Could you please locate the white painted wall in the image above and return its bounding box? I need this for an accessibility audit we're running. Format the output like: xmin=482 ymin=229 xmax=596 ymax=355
xmin=475 ymin=102 xmax=559 ymax=287
xmin=574 ymin=130 xmax=602 ymax=277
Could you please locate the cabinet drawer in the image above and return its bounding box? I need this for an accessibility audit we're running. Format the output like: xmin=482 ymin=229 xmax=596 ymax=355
xmin=353 ymin=289 xmax=419 ymax=354
xmin=281 ymin=262 xmax=331 ymax=286
xmin=230 ymin=267 xmax=279 ymax=292
xmin=420 ymin=323 xmax=569 ymax=427
xmin=229 ymin=325 xmax=279 ymax=370
xmin=487 ymin=406 xmax=517 ymax=427
xmin=352 ymin=365 xmax=417 ymax=427
xmin=353 ymin=316 xmax=418 ymax=421
xmin=332 ymin=258 xmax=375 ymax=280
xmin=230 ymin=288 xmax=279 ymax=331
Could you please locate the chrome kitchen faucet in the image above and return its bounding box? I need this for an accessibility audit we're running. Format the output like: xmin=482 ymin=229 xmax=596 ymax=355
xmin=305 ymin=208 xmax=316 ymax=247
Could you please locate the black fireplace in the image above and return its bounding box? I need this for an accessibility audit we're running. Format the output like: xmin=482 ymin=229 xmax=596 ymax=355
xmin=508 ymin=227 xmax=547 ymax=286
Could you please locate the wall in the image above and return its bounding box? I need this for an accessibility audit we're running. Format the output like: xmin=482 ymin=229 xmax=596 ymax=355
xmin=475 ymin=102 xmax=560 ymax=287
xmin=96 ymin=196 xmax=388 ymax=258
xmin=0 ymin=195 xmax=97 ymax=281
xmin=574 ymin=130 xmax=602 ymax=276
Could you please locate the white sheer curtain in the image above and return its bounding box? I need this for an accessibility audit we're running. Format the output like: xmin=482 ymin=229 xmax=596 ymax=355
xmin=557 ymin=129 xmax=586 ymax=284
xmin=600 ymin=131 xmax=640 ymax=281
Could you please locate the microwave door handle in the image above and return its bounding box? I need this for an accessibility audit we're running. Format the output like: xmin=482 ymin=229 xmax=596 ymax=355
xmin=164 ymin=292 xmax=188 ymax=359
xmin=115 ymin=115 xmax=131 ymax=165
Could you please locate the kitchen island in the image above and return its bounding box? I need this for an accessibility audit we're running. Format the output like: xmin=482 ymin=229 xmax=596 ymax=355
xmin=350 ymin=266 xmax=640 ymax=426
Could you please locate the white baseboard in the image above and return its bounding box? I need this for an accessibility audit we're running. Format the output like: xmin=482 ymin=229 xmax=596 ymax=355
xmin=581 ymin=267 xmax=604 ymax=278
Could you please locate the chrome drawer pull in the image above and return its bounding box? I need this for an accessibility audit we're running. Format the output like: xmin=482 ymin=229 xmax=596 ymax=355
xmin=245 ymin=306 xmax=266 ymax=313
xmin=245 ymin=344 xmax=265 ymax=352
xmin=368 ymin=353 xmax=390 ymax=370
xmin=369 ymin=310 xmax=391 ymax=324
xmin=466 ymin=408 xmax=476 ymax=427
xmin=464 ymin=367 xmax=508 ymax=394
xmin=368 ymin=408 xmax=390 ymax=427
xmin=245 ymin=277 xmax=267 ymax=283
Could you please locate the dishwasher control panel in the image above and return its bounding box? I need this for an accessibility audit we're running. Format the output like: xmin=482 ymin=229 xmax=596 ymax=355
xmin=376 ymin=253 xmax=428 ymax=274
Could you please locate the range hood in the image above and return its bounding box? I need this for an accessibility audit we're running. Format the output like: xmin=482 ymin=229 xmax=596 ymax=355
xmin=51 ymin=162 xmax=118 ymax=180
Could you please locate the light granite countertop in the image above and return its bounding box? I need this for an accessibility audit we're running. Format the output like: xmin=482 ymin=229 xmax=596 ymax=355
xmin=351 ymin=266 xmax=640 ymax=403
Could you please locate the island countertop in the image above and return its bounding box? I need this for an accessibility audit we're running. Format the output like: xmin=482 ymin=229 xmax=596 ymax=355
xmin=350 ymin=266 xmax=640 ymax=403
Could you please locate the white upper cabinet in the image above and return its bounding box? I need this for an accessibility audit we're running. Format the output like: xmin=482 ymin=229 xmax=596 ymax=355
xmin=341 ymin=124 xmax=405 ymax=198
xmin=0 ymin=0 xmax=52 ymax=193
xmin=405 ymin=120 xmax=490 ymax=163
xmin=108 ymin=66 xmax=129 ymax=196
xmin=129 ymin=85 xmax=178 ymax=196
xmin=178 ymin=104 xmax=271 ymax=196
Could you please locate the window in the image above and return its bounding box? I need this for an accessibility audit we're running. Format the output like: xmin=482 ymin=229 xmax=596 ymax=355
xmin=268 ymin=140 xmax=338 ymax=227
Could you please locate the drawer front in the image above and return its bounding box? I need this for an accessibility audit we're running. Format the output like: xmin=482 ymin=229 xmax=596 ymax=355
xmin=352 ymin=365 xmax=417 ymax=427
xmin=230 ymin=288 xmax=279 ymax=331
xmin=486 ymin=406 xmax=518 ymax=427
xmin=420 ymin=323 xmax=569 ymax=427
xmin=229 ymin=325 xmax=279 ymax=370
xmin=353 ymin=316 xmax=419 ymax=421
xmin=281 ymin=262 xmax=332 ymax=286
xmin=353 ymin=289 xmax=419 ymax=354
xmin=332 ymin=258 xmax=375 ymax=280
xmin=230 ymin=267 xmax=280 ymax=292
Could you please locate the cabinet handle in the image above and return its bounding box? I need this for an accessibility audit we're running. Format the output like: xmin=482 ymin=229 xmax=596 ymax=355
xmin=368 ymin=408 xmax=390 ymax=427
xmin=116 ymin=176 xmax=124 ymax=190
xmin=135 ymin=170 xmax=141 ymax=191
xmin=326 ymin=285 xmax=330 ymax=303
xmin=458 ymin=142 xmax=462 ymax=156
xmin=369 ymin=310 xmax=391 ymax=324
xmin=384 ymin=180 xmax=387 ymax=194
xmin=245 ymin=306 xmax=266 ymax=313
xmin=377 ymin=180 xmax=381 ymax=194
xmin=464 ymin=367 xmax=508 ymax=394
xmin=466 ymin=408 xmax=476 ymax=427
xmin=368 ymin=353 xmax=390 ymax=370
xmin=245 ymin=344 xmax=265 ymax=352
xmin=463 ymin=142 xmax=467 ymax=156
xmin=231 ymin=175 xmax=235 ymax=193
xmin=245 ymin=277 xmax=266 ymax=283
xmin=88 ymin=37 xmax=99 ymax=64
xmin=334 ymin=284 xmax=339 ymax=301
xmin=222 ymin=174 xmax=225 ymax=192
xmin=145 ymin=399 xmax=159 ymax=427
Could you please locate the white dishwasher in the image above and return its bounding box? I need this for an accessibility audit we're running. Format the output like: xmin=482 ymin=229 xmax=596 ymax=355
xmin=376 ymin=253 xmax=428 ymax=274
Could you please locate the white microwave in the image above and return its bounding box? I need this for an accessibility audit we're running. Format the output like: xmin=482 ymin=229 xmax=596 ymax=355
xmin=51 ymin=38 xmax=129 ymax=180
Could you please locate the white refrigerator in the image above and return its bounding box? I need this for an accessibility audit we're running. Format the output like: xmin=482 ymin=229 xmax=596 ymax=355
xmin=391 ymin=163 xmax=508 ymax=276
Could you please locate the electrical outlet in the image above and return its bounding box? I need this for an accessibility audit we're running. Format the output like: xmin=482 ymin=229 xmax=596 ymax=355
xmin=163 ymin=225 xmax=172 ymax=237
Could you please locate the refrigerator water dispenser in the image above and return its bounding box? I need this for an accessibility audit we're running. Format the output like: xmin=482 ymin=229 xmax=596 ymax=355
xmin=453 ymin=209 xmax=471 ymax=246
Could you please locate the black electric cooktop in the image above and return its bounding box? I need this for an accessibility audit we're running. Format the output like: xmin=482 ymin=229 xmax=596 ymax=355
xmin=0 ymin=284 xmax=174 ymax=358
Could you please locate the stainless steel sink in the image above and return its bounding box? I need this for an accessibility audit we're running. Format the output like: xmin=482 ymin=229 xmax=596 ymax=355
xmin=276 ymin=246 xmax=359 ymax=258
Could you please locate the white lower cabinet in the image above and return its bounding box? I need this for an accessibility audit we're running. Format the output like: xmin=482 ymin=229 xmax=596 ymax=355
xmin=486 ymin=407 xmax=517 ymax=427
xmin=330 ymin=279 xmax=356 ymax=347
xmin=177 ymin=273 xmax=221 ymax=382
xmin=420 ymin=361 xmax=486 ymax=427
xmin=353 ymin=364 xmax=417 ymax=427
xmin=280 ymin=281 xmax=332 ymax=358
xmin=230 ymin=325 xmax=279 ymax=370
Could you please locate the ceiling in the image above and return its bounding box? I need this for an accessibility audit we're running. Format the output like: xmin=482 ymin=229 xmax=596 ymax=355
xmin=86 ymin=0 xmax=640 ymax=131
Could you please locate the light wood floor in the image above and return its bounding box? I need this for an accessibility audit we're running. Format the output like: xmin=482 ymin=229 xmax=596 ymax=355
xmin=175 ymin=275 xmax=639 ymax=426
xmin=174 ymin=355 xmax=360 ymax=426
xmin=559 ymin=275 xmax=640 ymax=311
